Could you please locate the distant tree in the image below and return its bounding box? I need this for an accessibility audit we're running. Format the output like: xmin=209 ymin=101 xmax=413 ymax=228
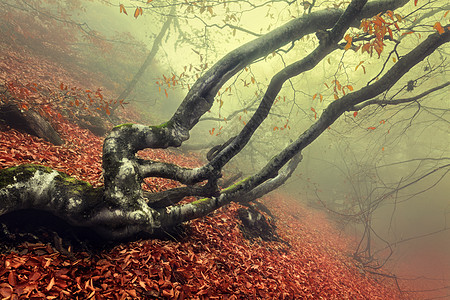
xmin=1 ymin=0 xmax=449 ymax=239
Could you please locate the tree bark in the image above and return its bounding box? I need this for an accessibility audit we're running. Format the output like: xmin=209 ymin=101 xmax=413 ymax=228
xmin=2 ymin=0 xmax=446 ymax=240
xmin=0 ymin=103 xmax=64 ymax=145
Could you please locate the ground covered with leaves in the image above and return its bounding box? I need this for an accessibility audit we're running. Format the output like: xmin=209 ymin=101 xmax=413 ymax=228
xmin=0 ymin=94 xmax=408 ymax=299
xmin=0 ymin=37 xmax=414 ymax=300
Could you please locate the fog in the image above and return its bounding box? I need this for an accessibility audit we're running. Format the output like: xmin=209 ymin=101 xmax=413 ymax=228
xmin=1 ymin=0 xmax=449 ymax=297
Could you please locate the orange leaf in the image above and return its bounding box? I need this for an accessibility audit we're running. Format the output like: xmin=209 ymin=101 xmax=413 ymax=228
xmin=433 ymin=22 xmax=445 ymax=34
xmin=119 ymin=4 xmax=128 ymax=15
xmin=355 ymin=61 xmax=365 ymax=71
xmin=386 ymin=10 xmax=394 ymax=20
xmin=46 ymin=277 xmax=55 ymax=291
xmin=353 ymin=111 xmax=358 ymax=117
xmin=344 ymin=34 xmax=352 ymax=50
xmin=401 ymin=31 xmax=414 ymax=36
xmin=134 ymin=8 xmax=141 ymax=18
xmin=8 ymin=271 xmax=16 ymax=286
xmin=127 ymin=290 xmax=137 ymax=298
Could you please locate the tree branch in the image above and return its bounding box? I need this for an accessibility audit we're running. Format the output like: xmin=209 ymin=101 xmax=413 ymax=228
xmin=352 ymin=81 xmax=450 ymax=110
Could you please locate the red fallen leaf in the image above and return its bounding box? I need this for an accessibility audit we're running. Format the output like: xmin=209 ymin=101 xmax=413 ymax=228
xmin=29 ymin=272 xmax=41 ymax=281
xmin=0 ymin=285 xmax=13 ymax=298
xmin=139 ymin=280 xmax=147 ymax=290
xmin=162 ymin=288 xmax=174 ymax=297
xmin=87 ymin=290 xmax=95 ymax=298
xmin=46 ymin=277 xmax=55 ymax=291
xmin=8 ymin=271 xmax=17 ymax=286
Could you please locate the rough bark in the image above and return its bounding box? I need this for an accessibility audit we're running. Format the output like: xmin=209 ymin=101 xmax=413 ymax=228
xmin=0 ymin=103 xmax=64 ymax=145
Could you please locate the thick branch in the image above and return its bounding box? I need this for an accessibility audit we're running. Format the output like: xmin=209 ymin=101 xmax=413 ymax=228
xmin=145 ymin=183 xmax=219 ymax=208
xmin=206 ymin=0 xmax=369 ymax=172
xmin=229 ymin=28 xmax=450 ymax=199
xmin=137 ymin=159 xmax=215 ymax=186
xmin=239 ymin=153 xmax=303 ymax=203
xmin=170 ymin=0 xmax=409 ymax=133
xmin=0 ymin=165 xmax=156 ymax=239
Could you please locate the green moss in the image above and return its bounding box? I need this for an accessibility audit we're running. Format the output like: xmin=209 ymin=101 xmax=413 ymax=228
xmin=56 ymin=171 xmax=92 ymax=187
xmin=191 ymin=198 xmax=210 ymax=205
xmin=113 ymin=123 xmax=135 ymax=129
xmin=0 ymin=164 xmax=95 ymax=194
xmin=221 ymin=176 xmax=251 ymax=193
xmin=0 ymin=164 xmax=52 ymax=188
xmin=154 ymin=120 xmax=172 ymax=128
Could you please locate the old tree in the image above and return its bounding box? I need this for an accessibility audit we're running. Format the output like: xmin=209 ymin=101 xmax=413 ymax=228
xmin=0 ymin=0 xmax=449 ymax=240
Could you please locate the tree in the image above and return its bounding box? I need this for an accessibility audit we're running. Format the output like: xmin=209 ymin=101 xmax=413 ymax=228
xmin=1 ymin=0 xmax=449 ymax=240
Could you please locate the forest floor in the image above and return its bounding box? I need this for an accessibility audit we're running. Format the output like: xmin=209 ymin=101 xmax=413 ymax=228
xmin=0 ymin=40 xmax=436 ymax=299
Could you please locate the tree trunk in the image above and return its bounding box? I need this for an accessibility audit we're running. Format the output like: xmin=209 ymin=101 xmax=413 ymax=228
xmin=112 ymin=8 xmax=174 ymax=114
xmin=0 ymin=103 xmax=64 ymax=145
xmin=1 ymin=0 xmax=447 ymax=240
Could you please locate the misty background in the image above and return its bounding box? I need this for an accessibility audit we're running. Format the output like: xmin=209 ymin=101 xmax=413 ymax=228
xmin=2 ymin=0 xmax=448 ymax=294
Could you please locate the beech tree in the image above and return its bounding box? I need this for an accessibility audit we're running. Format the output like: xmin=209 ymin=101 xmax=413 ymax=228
xmin=1 ymin=0 xmax=449 ymax=240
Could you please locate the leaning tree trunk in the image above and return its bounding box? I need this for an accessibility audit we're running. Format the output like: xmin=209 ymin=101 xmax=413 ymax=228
xmin=1 ymin=0 xmax=448 ymax=240
xmin=111 ymin=7 xmax=174 ymax=116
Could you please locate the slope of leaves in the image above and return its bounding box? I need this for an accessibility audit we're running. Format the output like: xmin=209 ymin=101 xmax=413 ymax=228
xmin=0 ymin=75 xmax=408 ymax=298
xmin=0 ymin=190 xmax=407 ymax=299
xmin=1 ymin=115 xmax=407 ymax=299
xmin=0 ymin=16 xmax=411 ymax=299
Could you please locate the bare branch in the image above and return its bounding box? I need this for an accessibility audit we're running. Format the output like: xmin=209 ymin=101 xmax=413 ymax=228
xmin=352 ymin=81 xmax=450 ymax=110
